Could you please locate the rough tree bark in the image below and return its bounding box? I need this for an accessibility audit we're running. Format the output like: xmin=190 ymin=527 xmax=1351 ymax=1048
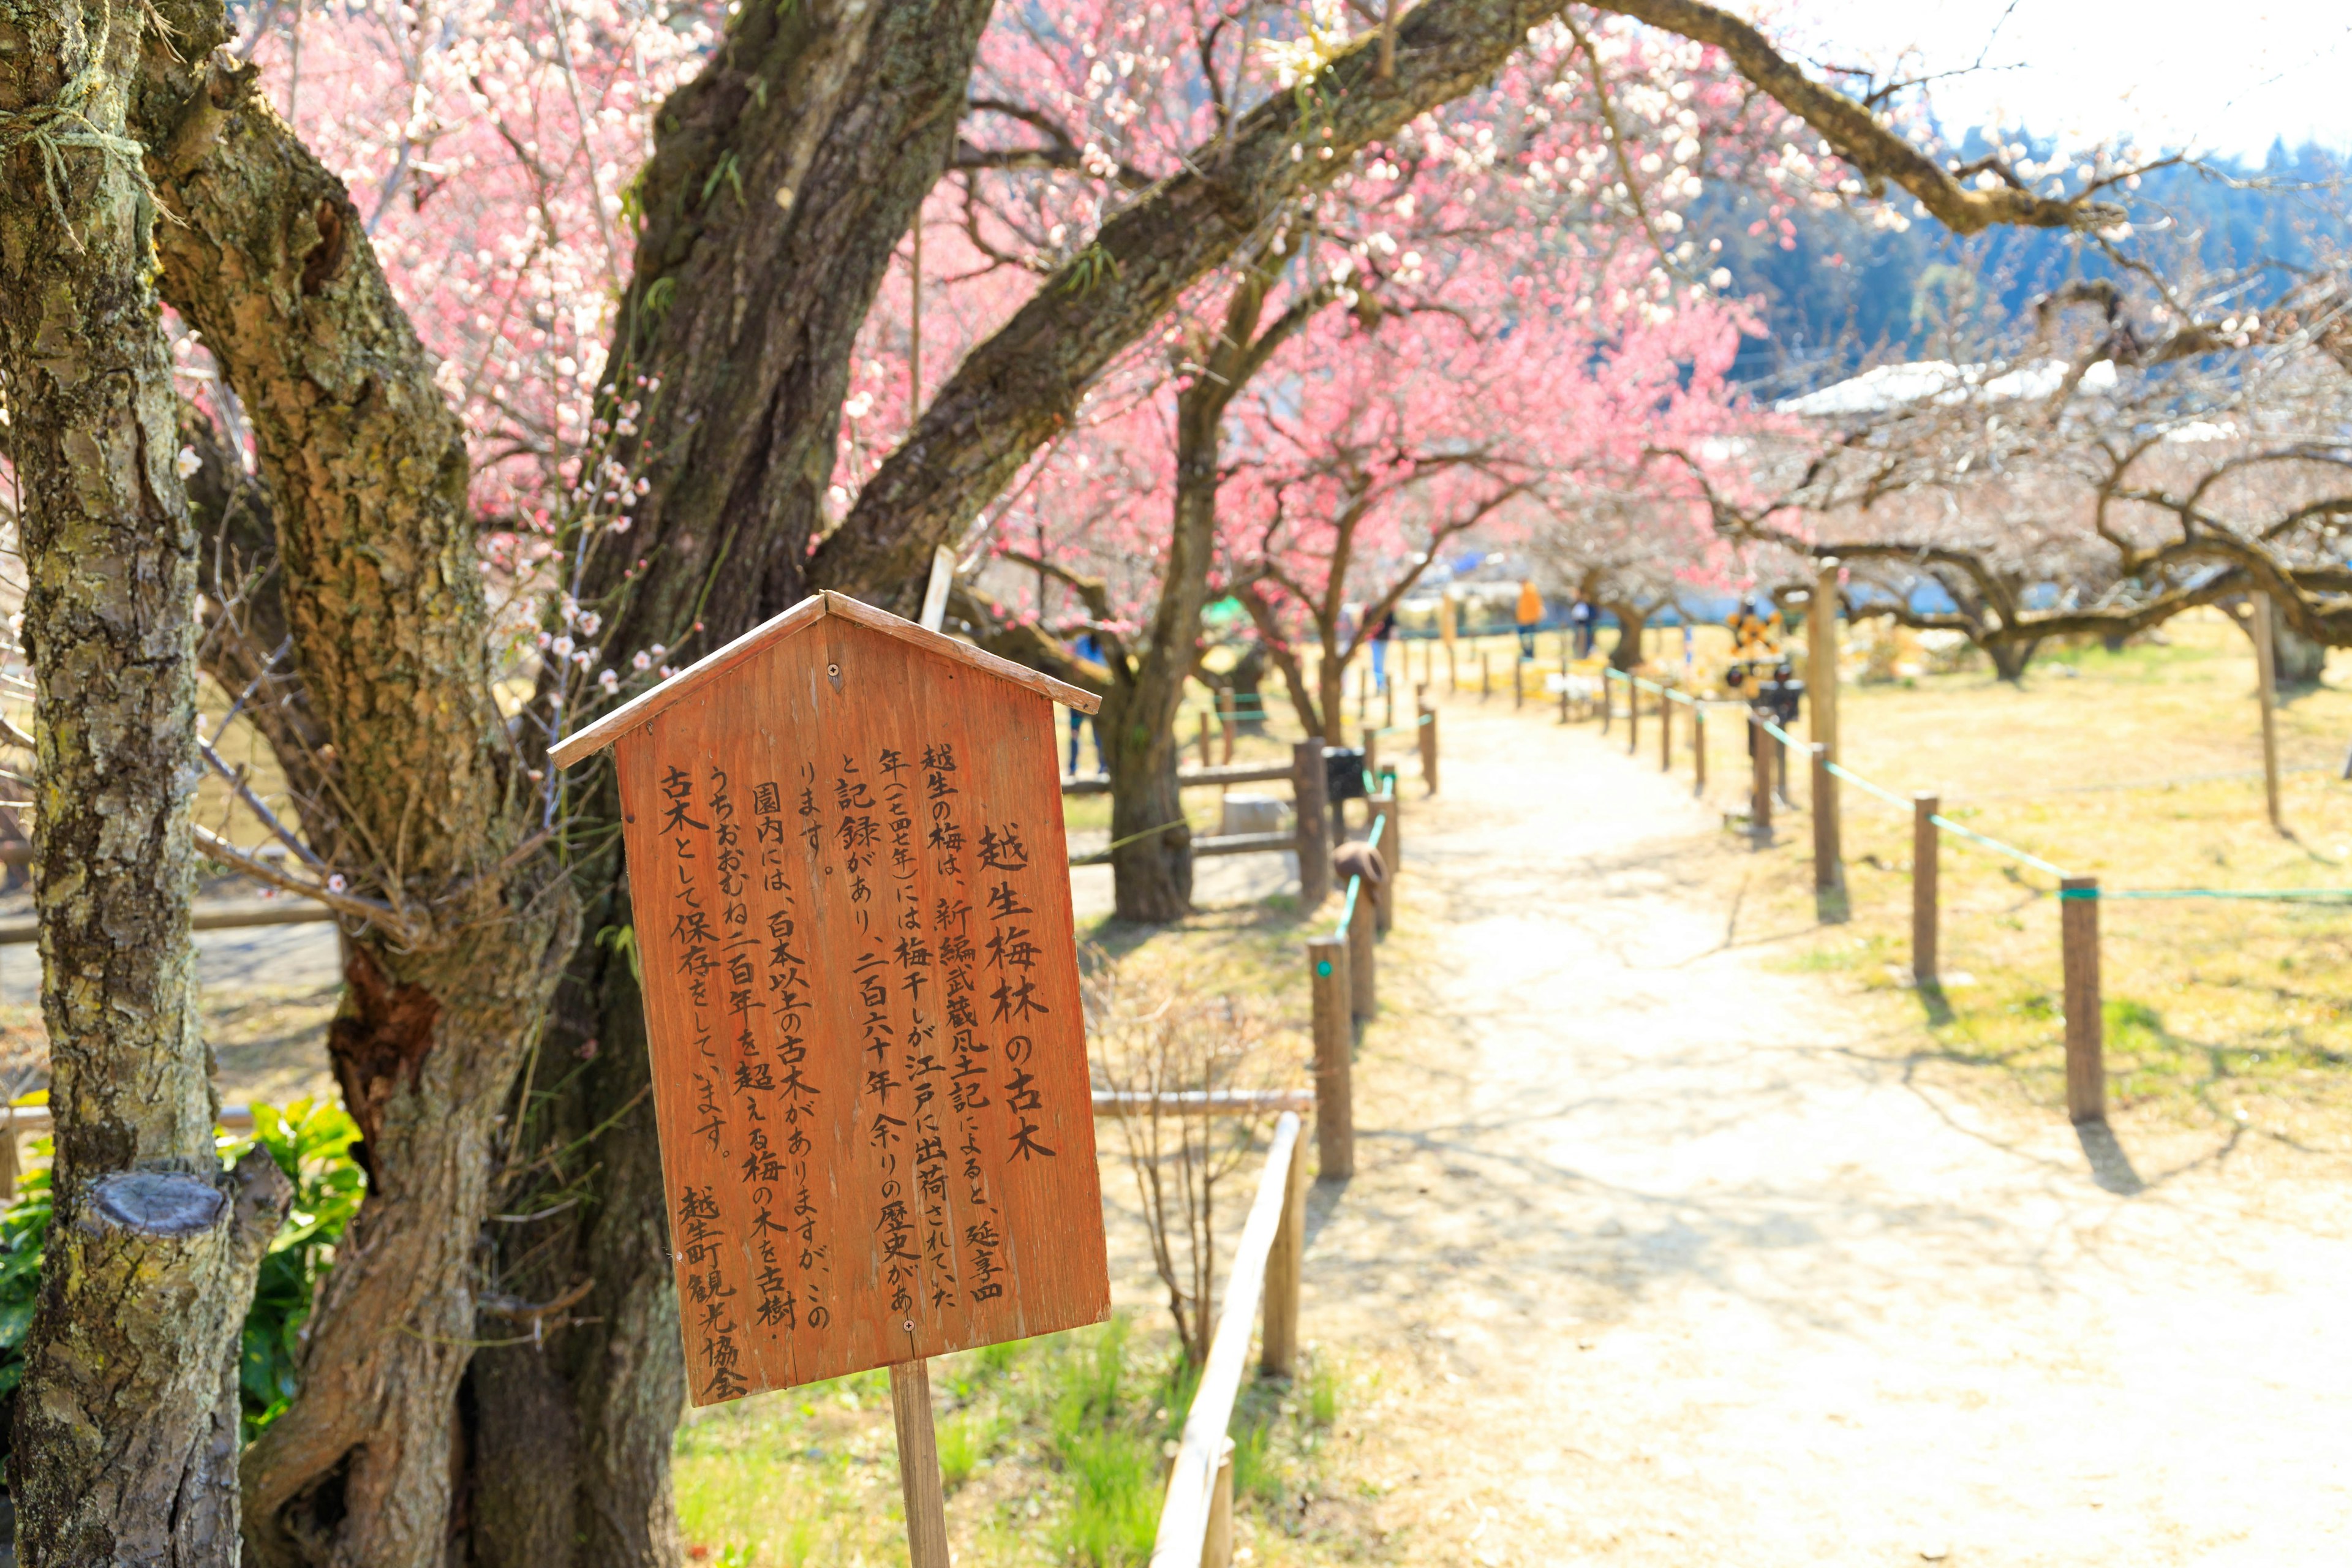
xmin=0 ymin=0 xmax=291 ymax=1558
xmin=471 ymin=6 xmax=998 ymax=1563
xmin=130 ymin=7 xmax=579 ymax=1565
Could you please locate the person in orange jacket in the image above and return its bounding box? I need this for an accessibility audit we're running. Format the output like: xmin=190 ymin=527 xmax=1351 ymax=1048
xmin=1515 ymin=579 xmax=1544 ymax=660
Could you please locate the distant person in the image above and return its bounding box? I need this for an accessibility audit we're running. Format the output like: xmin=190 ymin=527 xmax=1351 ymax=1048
xmin=1369 ymin=608 xmax=1396 ymax=695
xmin=1570 ymin=598 xmax=1596 ymax=660
xmin=1515 ymin=580 xmax=1544 ymax=660
xmin=1069 ymin=630 xmax=1106 ymax=775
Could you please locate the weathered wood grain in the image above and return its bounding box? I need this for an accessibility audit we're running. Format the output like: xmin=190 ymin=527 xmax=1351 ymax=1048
xmin=609 ymin=610 xmax=1108 ymax=1402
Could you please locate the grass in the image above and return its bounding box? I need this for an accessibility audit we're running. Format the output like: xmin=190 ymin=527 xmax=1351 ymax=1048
xmin=672 ymin=1315 xmax=1344 ymax=1566
xmin=1614 ymin=606 xmax=2352 ymax=1153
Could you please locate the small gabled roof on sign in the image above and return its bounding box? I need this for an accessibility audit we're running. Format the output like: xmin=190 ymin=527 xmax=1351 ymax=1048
xmin=548 ymin=590 xmax=1100 ymax=768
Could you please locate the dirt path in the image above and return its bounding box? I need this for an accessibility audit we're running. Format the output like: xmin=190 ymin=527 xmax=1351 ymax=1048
xmin=1298 ymin=696 xmax=2352 ymax=1566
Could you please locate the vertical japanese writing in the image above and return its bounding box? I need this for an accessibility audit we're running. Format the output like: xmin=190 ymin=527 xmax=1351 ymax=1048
xmin=885 ymin=748 xmax=956 ymax=1312
xmin=980 ymin=820 xmax=1059 ymax=1165
xmin=845 ymin=754 xmax=917 ymax=1317
xmin=676 ymin=1186 xmax=745 ymax=1400
xmin=662 ymin=766 xmax=725 ymax=1158
xmin=928 ymin=742 xmax=1006 ymax=1303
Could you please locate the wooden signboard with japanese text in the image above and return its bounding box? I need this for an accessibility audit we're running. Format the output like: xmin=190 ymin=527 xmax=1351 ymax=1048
xmin=554 ymin=592 xmax=1109 ymax=1405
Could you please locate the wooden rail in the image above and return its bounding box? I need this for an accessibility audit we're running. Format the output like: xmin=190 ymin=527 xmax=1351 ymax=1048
xmin=1150 ymin=1110 xmax=1305 ymax=1568
xmin=1060 ymin=761 xmax=1295 ymax=797
xmin=1090 ymin=1090 xmax=1313 ymax=1117
xmin=0 ymin=899 xmax=337 ymax=947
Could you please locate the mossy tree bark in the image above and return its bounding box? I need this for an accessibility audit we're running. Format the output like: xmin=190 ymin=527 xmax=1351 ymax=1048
xmin=0 ymin=0 xmax=291 ymax=1558
xmin=129 ymin=7 xmax=579 ymax=1565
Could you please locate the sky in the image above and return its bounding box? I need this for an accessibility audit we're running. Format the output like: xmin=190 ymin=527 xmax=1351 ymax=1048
xmin=1776 ymin=1 xmax=2351 ymax=161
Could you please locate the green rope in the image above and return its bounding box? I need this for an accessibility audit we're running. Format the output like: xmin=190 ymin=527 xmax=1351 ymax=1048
xmin=1335 ymin=875 xmax=1361 ymax=938
xmin=1927 ymin=814 xmax=2070 ymax=880
xmin=2062 ymin=886 xmax=2352 ymax=902
xmin=1824 ymin=760 xmax=1916 ymax=811
xmin=1366 ymin=814 xmax=1385 ymax=851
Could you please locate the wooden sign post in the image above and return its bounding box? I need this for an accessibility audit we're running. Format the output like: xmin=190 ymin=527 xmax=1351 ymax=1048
xmin=551 ymin=591 xmax=1111 ymax=1566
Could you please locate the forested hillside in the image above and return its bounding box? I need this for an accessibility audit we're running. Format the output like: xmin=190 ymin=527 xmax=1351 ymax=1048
xmin=1708 ymin=133 xmax=2347 ymax=388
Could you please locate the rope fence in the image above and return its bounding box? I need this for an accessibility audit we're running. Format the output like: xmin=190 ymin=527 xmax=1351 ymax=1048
xmin=1545 ymin=663 xmax=2345 ymax=1130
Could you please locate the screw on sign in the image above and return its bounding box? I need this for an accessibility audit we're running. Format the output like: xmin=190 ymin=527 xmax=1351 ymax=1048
xmin=551 ymin=592 xmax=1110 ymax=1567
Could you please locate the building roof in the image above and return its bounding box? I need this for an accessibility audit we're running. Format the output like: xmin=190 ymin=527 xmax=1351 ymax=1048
xmin=548 ymin=590 xmax=1099 ymax=768
xmin=1774 ymin=357 xmax=2119 ymax=418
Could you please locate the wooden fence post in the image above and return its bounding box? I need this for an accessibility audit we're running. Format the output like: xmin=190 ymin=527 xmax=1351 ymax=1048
xmin=1809 ymin=743 xmax=1841 ymax=892
xmin=1479 ymin=649 xmax=1490 ymax=700
xmin=1626 ymin=678 xmax=1640 ymax=756
xmin=2062 ymin=875 xmax=2104 ymax=1124
xmin=1600 ymin=672 xmax=1613 ymax=736
xmin=1293 ymin=740 xmax=1331 ymax=911
xmin=1417 ymin=703 xmax=1439 ymax=796
xmin=1346 ymin=883 xmax=1376 ymax=1019
xmin=1205 ymin=1436 xmax=1237 ymax=1568
xmin=1307 ymin=935 xmax=1354 ymax=1178
xmin=1659 ymin=693 xmax=1673 ymax=772
xmin=1513 ymin=656 xmax=1523 ymax=709
xmin=889 ymin=1362 xmax=952 ymax=1568
xmin=2252 ymin=593 xmax=2283 ymax=830
xmin=1749 ymin=713 xmax=1772 ymax=834
xmin=1198 ymin=711 xmax=1215 ymax=769
xmin=1260 ymin=1117 xmax=1309 ymax=1378
xmin=1913 ymin=793 xmax=1939 ymax=984
xmin=1692 ymin=704 xmax=1706 ymax=793
xmin=1362 ymin=726 xmax=1380 ymax=795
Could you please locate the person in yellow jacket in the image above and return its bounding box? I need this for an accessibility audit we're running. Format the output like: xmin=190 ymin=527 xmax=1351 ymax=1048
xmin=1515 ymin=579 xmax=1544 ymax=660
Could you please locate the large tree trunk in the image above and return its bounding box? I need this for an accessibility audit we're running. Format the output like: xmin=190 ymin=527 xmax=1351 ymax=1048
xmin=1986 ymin=635 xmax=2041 ymax=683
xmin=132 ymin=12 xmax=579 ymax=1566
xmin=1103 ymin=679 xmax=1193 ymax=923
xmin=0 ymin=1 xmax=290 ymax=1557
xmin=1607 ymin=603 xmax=1649 ymax=673
xmin=1316 ymin=646 xmax=1349 ymax=745
xmin=469 ymin=6 xmax=997 ymax=1562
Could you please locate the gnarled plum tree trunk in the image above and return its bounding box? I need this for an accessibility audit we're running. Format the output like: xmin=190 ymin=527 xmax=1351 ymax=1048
xmin=468 ymin=6 xmax=997 ymax=1562
xmin=132 ymin=9 xmax=579 ymax=1566
xmin=0 ymin=1 xmax=291 ymax=1557
xmin=1607 ymin=601 xmax=1650 ymax=672
xmin=1986 ymin=635 xmax=2041 ymax=683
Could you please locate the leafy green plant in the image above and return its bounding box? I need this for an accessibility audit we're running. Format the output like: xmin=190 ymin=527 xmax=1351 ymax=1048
xmin=224 ymin=1098 xmax=367 ymax=1439
xmin=0 ymin=1097 xmax=366 ymax=1442
xmin=0 ymin=1123 xmax=53 ymax=1404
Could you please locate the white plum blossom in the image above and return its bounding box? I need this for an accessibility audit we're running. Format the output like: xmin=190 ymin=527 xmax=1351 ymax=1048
xmin=175 ymin=446 xmax=202 ymax=480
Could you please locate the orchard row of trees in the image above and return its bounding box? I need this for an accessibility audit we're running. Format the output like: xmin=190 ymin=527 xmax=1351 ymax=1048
xmin=1 ymin=1 xmax=2335 ymax=1565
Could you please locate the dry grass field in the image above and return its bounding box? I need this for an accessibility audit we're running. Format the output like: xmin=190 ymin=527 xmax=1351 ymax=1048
xmin=1665 ymin=608 xmax=2352 ymax=1155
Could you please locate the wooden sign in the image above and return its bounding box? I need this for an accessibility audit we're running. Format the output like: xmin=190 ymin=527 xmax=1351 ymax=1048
xmin=551 ymin=592 xmax=1109 ymax=1404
